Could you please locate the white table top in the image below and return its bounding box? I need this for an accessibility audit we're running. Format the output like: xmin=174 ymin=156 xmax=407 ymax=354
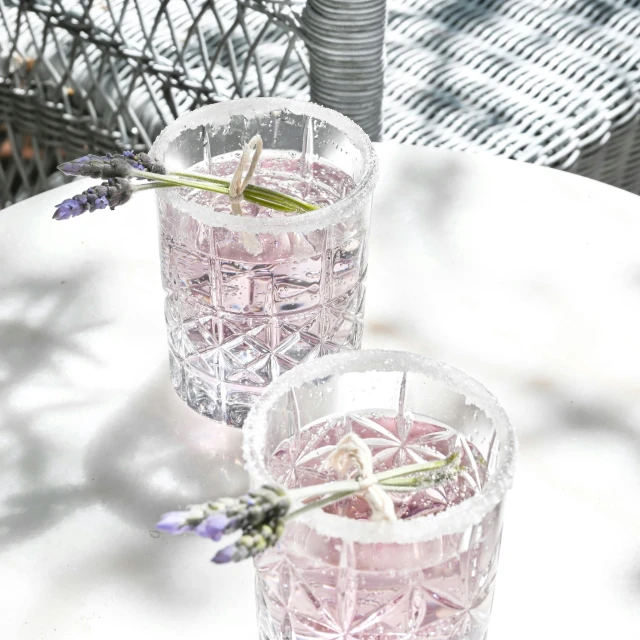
xmin=1 ymin=144 xmax=639 ymax=638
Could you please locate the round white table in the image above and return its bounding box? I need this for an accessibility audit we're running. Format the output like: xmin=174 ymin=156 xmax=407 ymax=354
xmin=1 ymin=144 xmax=639 ymax=639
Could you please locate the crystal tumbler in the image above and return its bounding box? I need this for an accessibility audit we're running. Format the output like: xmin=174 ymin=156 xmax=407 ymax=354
xmin=150 ymin=99 xmax=378 ymax=426
xmin=244 ymin=350 xmax=516 ymax=640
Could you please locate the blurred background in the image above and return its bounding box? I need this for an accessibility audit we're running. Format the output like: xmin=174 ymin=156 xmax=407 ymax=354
xmin=1 ymin=0 xmax=640 ymax=207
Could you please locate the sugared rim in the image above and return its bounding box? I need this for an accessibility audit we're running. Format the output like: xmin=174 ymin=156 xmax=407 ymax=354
xmin=149 ymin=98 xmax=378 ymax=234
xmin=243 ymin=350 xmax=517 ymax=544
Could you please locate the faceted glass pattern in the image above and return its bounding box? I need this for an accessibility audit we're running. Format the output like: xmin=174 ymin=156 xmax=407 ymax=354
xmin=160 ymin=213 xmax=368 ymax=427
xmin=245 ymin=351 xmax=515 ymax=640
xmin=256 ymin=505 xmax=504 ymax=640
xmin=256 ymin=416 xmax=503 ymax=640
xmin=152 ymin=100 xmax=376 ymax=426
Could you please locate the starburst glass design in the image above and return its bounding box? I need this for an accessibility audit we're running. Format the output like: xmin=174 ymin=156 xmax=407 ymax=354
xmin=256 ymin=501 xmax=504 ymax=640
xmin=251 ymin=356 xmax=513 ymax=640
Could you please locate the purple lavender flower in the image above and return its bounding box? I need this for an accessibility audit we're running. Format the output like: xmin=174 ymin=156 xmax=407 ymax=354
xmin=53 ymin=198 xmax=86 ymax=220
xmin=136 ymin=152 xmax=166 ymax=174
xmin=212 ymin=544 xmax=239 ymax=564
xmin=195 ymin=513 xmax=233 ymax=541
xmin=53 ymin=178 xmax=133 ymax=221
xmin=211 ymin=522 xmax=285 ymax=564
xmin=120 ymin=151 xmax=143 ymax=171
xmin=58 ymin=154 xmax=132 ymax=179
xmin=57 ymin=151 xmax=165 ymax=180
xmin=157 ymin=486 xmax=290 ymax=564
xmin=156 ymin=511 xmax=193 ymax=535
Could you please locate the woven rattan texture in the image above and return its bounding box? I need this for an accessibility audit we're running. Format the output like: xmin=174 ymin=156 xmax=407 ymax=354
xmin=0 ymin=0 xmax=308 ymax=204
xmin=385 ymin=0 xmax=640 ymax=192
xmin=2 ymin=0 xmax=640 ymax=205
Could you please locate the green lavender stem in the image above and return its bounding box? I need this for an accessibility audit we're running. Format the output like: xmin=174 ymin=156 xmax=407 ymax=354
xmin=286 ymin=490 xmax=356 ymax=521
xmin=132 ymin=181 xmax=174 ymax=192
xmin=172 ymin=169 xmax=318 ymax=213
xmin=376 ymin=453 xmax=459 ymax=483
xmin=286 ymin=452 xmax=461 ymax=519
xmin=155 ymin=451 xmax=463 ymax=564
xmin=131 ymin=169 xmax=319 ymax=214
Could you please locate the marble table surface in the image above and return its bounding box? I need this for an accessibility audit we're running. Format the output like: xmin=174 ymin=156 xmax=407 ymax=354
xmin=1 ymin=144 xmax=639 ymax=638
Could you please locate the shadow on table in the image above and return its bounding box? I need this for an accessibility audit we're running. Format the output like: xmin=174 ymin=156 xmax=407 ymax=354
xmin=364 ymin=148 xmax=467 ymax=344
xmin=77 ymin=370 xmax=247 ymax=603
xmin=0 ymin=273 xmax=245 ymax=552
xmin=631 ymin=562 xmax=640 ymax=603
xmin=521 ymin=380 xmax=640 ymax=464
xmin=374 ymin=146 xmax=465 ymax=230
xmin=518 ymin=379 xmax=640 ymax=603
xmin=0 ymin=274 xmax=106 ymax=548
xmin=3 ymin=348 xmax=246 ymax=605
xmin=84 ymin=371 xmax=247 ymax=529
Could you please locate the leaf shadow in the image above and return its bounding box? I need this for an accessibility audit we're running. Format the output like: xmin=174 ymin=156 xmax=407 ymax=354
xmin=0 ymin=274 xmax=108 ymax=549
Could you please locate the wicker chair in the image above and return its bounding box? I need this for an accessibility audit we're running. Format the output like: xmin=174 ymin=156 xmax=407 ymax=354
xmin=384 ymin=0 xmax=640 ymax=192
xmin=0 ymin=0 xmax=312 ymax=205
xmin=2 ymin=0 xmax=640 ymax=207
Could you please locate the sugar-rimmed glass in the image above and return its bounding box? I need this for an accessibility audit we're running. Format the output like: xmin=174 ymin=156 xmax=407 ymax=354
xmin=150 ymin=99 xmax=378 ymax=427
xmin=244 ymin=349 xmax=516 ymax=640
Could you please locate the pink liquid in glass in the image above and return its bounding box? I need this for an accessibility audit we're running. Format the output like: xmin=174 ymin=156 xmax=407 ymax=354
xmin=159 ymin=152 xmax=368 ymax=426
xmin=256 ymin=410 xmax=504 ymax=640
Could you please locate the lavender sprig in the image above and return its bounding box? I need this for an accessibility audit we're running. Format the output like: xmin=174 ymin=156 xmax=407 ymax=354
xmin=57 ymin=152 xmax=165 ymax=179
xmin=53 ymin=178 xmax=134 ymax=220
xmin=157 ymin=486 xmax=290 ymax=564
xmin=156 ymin=450 xmax=461 ymax=564
xmin=214 ymin=522 xmax=286 ymax=563
xmin=53 ymin=148 xmax=317 ymax=221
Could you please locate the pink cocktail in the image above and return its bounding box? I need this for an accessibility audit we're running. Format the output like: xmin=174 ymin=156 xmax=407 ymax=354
xmin=150 ymin=99 xmax=377 ymax=426
xmin=244 ymin=350 xmax=516 ymax=640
